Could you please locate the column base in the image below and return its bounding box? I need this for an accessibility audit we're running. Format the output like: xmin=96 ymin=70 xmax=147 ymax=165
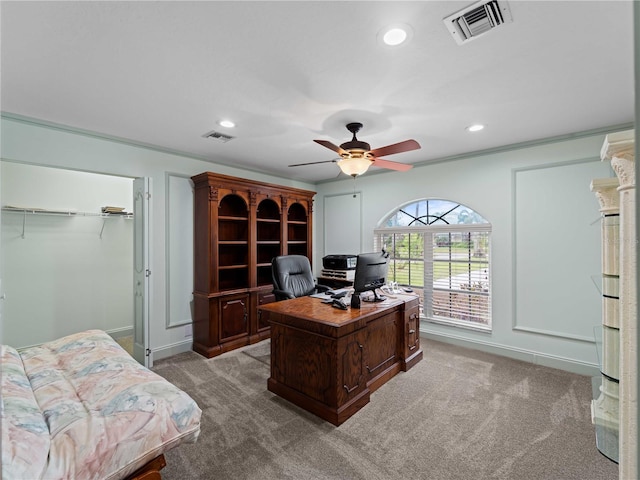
xmin=591 ymin=376 xmax=619 ymax=463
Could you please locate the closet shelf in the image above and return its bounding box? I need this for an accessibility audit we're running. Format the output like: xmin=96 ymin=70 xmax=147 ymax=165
xmin=2 ymin=206 xmax=133 ymax=218
xmin=2 ymin=206 xmax=133 ymax=239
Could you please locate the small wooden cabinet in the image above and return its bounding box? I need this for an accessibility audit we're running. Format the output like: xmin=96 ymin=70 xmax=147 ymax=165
xmin=191 ymin=172 xmax=315 ymax=358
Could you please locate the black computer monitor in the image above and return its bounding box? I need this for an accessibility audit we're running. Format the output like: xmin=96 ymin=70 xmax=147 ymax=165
xmin=353 ymin=250 xmax=390 ymax=302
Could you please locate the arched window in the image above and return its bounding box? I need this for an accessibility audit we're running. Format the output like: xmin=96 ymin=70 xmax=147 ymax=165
xmin=374 ymin=199 xmax=491 ymax=331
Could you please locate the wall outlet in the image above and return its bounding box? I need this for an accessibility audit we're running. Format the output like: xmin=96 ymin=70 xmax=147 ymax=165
xmin=184 ymin=324 xmax=193 ymax=338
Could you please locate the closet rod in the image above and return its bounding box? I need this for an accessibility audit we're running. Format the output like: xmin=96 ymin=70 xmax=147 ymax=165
xmin=1 ymin=208 xmax=132 ymax=239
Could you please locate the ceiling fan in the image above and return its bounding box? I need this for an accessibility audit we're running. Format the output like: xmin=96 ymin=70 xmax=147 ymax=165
xmin=289 ymin=122 xmax=421 ymax=177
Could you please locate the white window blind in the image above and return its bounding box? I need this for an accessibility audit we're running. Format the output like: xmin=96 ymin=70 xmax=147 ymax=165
xmin=428 ymin=230 xmax=490 ymax=327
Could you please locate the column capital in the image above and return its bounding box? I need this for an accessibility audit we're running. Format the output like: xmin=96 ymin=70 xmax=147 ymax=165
xmin=590 ymin=178 xmax=620 ymax=214
xmin=600 ymin=129 xmax=635 ymax=189
xmin=611 ymin=156 xmax=635 ymax=190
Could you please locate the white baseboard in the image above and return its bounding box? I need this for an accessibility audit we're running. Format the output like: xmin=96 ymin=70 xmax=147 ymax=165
xmin=421 ymin=330 xmax=600 ymax=377
xmin=152 ymin=339 xmax=192 ymax=361
xmin=106 ymin=328 xmax=191 ymax=361
xmin=106 ymin=326 xmax=134 ymax=339
xmin=149 ymin=331 xmax=599 ymax=376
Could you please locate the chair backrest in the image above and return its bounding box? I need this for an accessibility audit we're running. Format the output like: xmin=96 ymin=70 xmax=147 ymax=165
xmin=271 ymin=255 xmax=316 ymax=299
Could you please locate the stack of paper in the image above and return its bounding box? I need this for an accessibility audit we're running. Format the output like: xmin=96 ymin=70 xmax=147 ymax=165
xmin=101 ymin=206 xmax=131 ymax=215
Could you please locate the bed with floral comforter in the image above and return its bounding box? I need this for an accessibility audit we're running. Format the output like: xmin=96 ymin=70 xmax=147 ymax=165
xmin=1 ymin=329 xmax=201 ymax=480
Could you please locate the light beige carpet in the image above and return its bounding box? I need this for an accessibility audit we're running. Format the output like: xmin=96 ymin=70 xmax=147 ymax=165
xmin=153 ymin=339 xmax=618 ymax=480
xmin=115 ymin=335 xmax=133 ymax=356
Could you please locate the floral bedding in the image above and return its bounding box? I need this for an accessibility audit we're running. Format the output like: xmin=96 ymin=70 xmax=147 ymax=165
xmin=1 ymin=329 xmax=201 ymax=480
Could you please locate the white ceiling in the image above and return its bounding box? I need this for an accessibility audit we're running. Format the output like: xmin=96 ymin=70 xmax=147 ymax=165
xmin=1 ymin=1 xmax=635 ymax=183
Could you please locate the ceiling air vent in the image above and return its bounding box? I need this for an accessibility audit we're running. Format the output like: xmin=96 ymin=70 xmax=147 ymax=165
xmin=444 ymin=0 xmax=512 ymax=45
xmin=202 ymin=130 xmax=234 ymax=143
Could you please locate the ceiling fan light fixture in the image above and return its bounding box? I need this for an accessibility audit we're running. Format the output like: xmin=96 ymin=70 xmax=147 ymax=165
xmin=307 ymin=122 xmax=420 ymax=176
xmin=338 ymin=157 xmax=373 ymax=177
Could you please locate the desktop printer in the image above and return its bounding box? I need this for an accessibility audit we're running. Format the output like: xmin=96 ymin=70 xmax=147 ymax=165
xmin=322 ymin=254 xmax=357 ymax=270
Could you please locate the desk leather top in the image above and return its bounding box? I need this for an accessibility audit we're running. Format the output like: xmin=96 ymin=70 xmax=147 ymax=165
xmin=258 ymin=294 xmax=419 ymax=337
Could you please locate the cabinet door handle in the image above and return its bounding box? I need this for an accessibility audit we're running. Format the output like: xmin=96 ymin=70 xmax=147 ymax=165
xmin=409 ymin=329 xmax=415 ymax=334
xmin=343 ymin=383 xmax=360 ymax=393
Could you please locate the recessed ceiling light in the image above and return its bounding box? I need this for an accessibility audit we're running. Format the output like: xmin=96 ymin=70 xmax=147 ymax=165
xmin=384 ymin=28 xmax=407 ymax=46
xmin=218 ymin=120 xmax=235 ymax=128
xmin=467 ymin=124 xmax=485 ymax=132
xmin=379 ymin=24 xmax=413 ymax=47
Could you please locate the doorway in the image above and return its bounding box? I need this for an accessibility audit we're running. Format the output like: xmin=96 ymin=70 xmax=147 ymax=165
xmin=0 ymin=162 xmax=149 ymax=364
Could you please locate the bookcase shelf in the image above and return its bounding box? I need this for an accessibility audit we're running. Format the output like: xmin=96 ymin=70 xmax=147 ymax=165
xmin=218 ymin=264 xmax=249 ymax=270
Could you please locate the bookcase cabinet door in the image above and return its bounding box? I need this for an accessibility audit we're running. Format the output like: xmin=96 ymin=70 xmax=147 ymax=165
xmin=219 ymin=294 xmax=249 ymax=342
xmin=257 ymin=290 xmax=276 ymax=331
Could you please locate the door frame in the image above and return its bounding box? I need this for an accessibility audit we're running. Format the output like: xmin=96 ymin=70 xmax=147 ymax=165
xmin=133 ymin=177 xmax=152 ymax=367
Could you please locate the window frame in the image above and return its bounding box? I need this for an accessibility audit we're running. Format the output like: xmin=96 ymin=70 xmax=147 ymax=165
xmin=374 ymin=201 xmax=492 ymax=332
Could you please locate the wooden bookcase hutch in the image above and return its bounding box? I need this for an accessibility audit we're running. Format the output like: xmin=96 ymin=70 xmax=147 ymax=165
xmin=191 ymin=172 xmax=315 ymax=358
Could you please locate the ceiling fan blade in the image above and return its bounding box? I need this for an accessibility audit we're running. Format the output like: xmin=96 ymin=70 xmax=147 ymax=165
xmin=288 ymin=159 xmax=338 ymax=167
xmin=369 ymin=139 xmax=421 ymax=158
xmin=371 ymin=158 xmax=413 ymax=172
xmin=314 ymin=139 xmax=348 ymax=156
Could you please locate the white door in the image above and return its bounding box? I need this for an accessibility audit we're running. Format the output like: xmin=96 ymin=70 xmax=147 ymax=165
xmin=133 ymin=177 xmax=151 ymax=367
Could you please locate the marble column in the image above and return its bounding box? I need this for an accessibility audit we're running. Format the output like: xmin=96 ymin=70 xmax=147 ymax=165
xmin=590 ymin=177 xmax=620 ymax=461
xmin=601 ymin=129 xmax=636 ymax=479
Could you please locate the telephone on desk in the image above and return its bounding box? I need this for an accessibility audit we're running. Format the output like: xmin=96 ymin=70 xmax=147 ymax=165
xmin=316 ymin=288 xmax=352 ymax=309
xmin=331 ymin=299 xmax=349 ymax=310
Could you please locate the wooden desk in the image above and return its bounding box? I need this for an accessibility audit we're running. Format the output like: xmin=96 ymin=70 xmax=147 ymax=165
xmin=258 ymin=294 xmax=422 ymax=426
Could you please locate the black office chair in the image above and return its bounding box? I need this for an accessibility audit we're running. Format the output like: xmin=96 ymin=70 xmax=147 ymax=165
xmin=271 ymin=255 xmax=331 ymax=301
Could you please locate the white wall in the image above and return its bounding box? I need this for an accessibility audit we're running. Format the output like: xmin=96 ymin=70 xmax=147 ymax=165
xmin=1 ymin=162 xmax=133 ymax=347
xmin=315 ymin=133 xmax=615 ymax=375
xmin=0 ymin=115 xmax=620 ymax=373
xmin=0 ymin=115 xmax=315 ymax=358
